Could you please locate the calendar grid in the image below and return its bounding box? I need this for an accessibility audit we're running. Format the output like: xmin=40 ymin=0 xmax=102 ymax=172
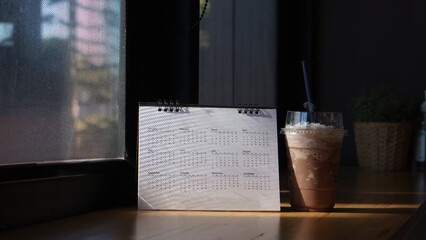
xmin=138 ymin=105 xmax=280 ymax=211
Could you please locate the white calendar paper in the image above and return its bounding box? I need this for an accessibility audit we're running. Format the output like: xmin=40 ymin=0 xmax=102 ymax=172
xmin=138 ymin=105 xmax=280 ymax=211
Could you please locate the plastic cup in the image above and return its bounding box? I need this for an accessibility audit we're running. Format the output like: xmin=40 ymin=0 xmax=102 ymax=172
xmin=280 ymin=111 xmax=347 ymax=212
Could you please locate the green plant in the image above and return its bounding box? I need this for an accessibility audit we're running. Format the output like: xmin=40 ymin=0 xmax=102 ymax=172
xmin=348 ymin=87 xmax=415 ymax=122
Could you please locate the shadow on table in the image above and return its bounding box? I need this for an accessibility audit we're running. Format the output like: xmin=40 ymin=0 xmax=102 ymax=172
xmin=280 ymin=206 xmax=416 ymax=214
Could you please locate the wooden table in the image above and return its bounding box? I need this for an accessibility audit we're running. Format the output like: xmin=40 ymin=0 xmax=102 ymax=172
xmin=1 ymin=168 xmax=425 ymax=240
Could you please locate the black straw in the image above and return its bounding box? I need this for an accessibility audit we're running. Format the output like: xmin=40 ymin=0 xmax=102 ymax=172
xmin=302 ymin=60 xmax=314 ymax=122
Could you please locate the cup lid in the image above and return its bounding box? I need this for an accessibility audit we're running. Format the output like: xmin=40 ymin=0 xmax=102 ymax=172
xmin=280 ymin=128 xmax=348 ymax=136
xmin=285 ymin=111 xmax=345 ymax=130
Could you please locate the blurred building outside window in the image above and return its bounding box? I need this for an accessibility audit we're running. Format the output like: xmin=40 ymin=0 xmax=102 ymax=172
xmin=0 ymin=0 xmax=124 ymax=165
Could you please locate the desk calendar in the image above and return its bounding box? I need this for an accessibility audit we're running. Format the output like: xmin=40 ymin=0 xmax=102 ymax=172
xmin=138 ymin=103 xmax=280 ymax=211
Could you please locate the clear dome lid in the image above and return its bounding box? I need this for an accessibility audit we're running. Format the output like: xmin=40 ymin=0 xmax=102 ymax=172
xmin=280 ymin=111 xmax=347 ymax=136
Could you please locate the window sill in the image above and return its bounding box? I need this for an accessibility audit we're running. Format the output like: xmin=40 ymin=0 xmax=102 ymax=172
xmin=0 ymin=159 xmax=136 ymax=230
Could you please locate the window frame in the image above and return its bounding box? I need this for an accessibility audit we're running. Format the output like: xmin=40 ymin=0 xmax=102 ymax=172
xmin=0 ymin=0 xmax=134 ymax=230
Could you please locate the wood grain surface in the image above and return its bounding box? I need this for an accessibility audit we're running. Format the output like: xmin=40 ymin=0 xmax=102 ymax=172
xmin=1 ymin=168 xmax=425 ymax=240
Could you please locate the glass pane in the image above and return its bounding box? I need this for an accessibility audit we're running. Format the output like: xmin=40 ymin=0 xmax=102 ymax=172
xmin=0 ymin=0 xmax=124 ymax=165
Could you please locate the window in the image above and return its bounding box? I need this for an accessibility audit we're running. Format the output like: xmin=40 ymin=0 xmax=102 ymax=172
xmin=0 ymin=22 xmax=14 ymax=47
xmin=0 ymin=0 xmax=124 ymax=165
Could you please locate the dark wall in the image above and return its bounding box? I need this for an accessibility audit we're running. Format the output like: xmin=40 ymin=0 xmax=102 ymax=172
xmin=277 ymin=0 xmax=313 ymax=113
xmin=126 ymin=1 xmax=199 ymax=104
xmin=314 ymin=0 xmax=426 ymax=165
xmin=126 ymin=0 xmax=199 ymax=161
xmin=276 ymin=0 xmax=316 ymax=169
xmin=277 ymin=0 xmax=426 ymax=166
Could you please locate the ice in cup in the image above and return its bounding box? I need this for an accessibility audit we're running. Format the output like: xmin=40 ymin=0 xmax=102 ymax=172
xmin=281 ymin=111 xmax=347 ymax=212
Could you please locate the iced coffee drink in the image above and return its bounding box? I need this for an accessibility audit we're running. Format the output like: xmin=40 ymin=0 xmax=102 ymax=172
xmin=281 ymin=112 xmax=346 ymax=212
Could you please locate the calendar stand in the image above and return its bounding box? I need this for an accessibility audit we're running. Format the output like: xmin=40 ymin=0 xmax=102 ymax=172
xmin=138 ymin=102 xmax=280 ymax=211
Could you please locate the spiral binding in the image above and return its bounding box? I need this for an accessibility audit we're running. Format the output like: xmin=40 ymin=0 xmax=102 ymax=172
xmin=156 ymin=101 xmax=261 ymax=114
xmin=238 ymin=104 xmax=261 ymax=115
xmin=157 ymin=99 xmax=181 ymax=112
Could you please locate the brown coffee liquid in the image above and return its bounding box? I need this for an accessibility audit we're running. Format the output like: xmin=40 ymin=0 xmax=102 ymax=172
xmin=285 ymin=132 xmax=343 ymax=211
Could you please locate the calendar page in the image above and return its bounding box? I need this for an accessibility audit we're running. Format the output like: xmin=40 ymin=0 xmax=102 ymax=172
xmin=138 ymin=105 xmax=280 ymax=211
